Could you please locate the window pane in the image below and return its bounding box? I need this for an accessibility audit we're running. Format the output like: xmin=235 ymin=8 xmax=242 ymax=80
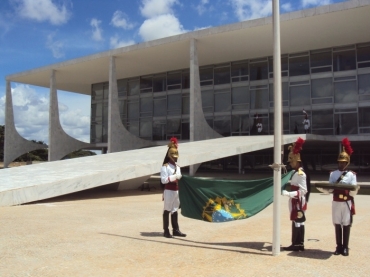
xmin=201 ymin=89 xmax=214 ymax=113
xmin=231 ymin=114 xmax=249 ymax=134
xmin=359 ymin=74 xmax=370 ymax=95
xmin=333 ymin=50 xmax=356 ymax=71
xmin=334 ymin=81 xmax=357 ymax=103
xmin=289 ymin=56 xmax=309 ymax=76
xmin=140 ymin=97 xmax=152 ymax=116
xmin=167 ymin=118 xmax=181 ymax=135
xmin=312 ymin=109 xmax=333 ymax=131
xmin=153 ymin=120 xmax=166 ymax=140
xmin=128 ymin=120 xmax=139 ymax=136
xmin=231 ymin=62 xmax=248 ymax=77
xmin=91 ymin=123 xmax=102 ymax=143
xmin=128 ymin=79 xmax=139 ymax=96
xmin=335 ymin=113 xmax=357 ymax=135
xmin=232 ymin=86 xmax=249 ymax=110
xmin=357 ymin=46 xmax=370 ymax=62
xmin=250 ymin=61 xmax=268 ymax=81
xmin=200 ymin=67 xmax=213 ymax=81
xmin=140 ymin=76 xmax=152 ymax=92
xmin=153 ymin=98 xmax=166 ymax=116
xmin=182 ymin=95 xmax=189 ymax=115
xmin=91 ymin=102 xmax=103 ymax=119
xmin=92 ymin=83 xmax=104 ymax=101
xmin=215 ymin=90 xmax=231 ymax=112
xmin=250 ymin=88 xmax=268 ymax=109
xmin=311 ymin=78 xmax=333 ymax=98
xmin=117 ymin=79 xmax=127 ymax=97
xmin=214 ymin=116 xmax=231 ymax=136
xmin=140 ymin=118 xmax=152 ymax=138
xmin=128 ymin=101 xmax=139 ymax=119
xmin=153 ymin=75 xmax=166 ymax=93
xmin=167 ymin=72 xmax=181 ymax=86
xmin=181 ymin=121 xmax=190 ymax=140
xmin=268 ymin=56 xmax=288 ymax=72
xmin=214 ymin=66 xmax=230 ymax=85
xmin=290 ymin=85 xmax=310 ymax=106
xmin=182 ymin=70 xmax=190 ymax=89
xmin=167 ymin=94 xmax=182 ymax=115
xmin=359 ymin=107 xmax=370 ymax=128
xmin=310 ymin=51 xmax=332 ymax=68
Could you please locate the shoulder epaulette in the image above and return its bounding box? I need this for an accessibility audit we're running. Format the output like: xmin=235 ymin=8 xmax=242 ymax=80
xmin=298 ymin=168 xmax=304 ymax=175
xmin=349 ymin=170 xmax=357 ymax=175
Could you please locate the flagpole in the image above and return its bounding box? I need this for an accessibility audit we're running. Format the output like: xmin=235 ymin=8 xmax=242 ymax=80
xmin=272 ymin=0 xmax=283 ymax=256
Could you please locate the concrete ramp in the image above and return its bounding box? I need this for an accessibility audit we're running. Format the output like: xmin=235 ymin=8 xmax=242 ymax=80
xmin=0 ymin=135 xmax=303 ymax=206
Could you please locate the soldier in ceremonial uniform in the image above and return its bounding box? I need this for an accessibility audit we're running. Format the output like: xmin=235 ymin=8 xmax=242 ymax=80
xmin=282 ymin=137 xmax=308 ymax=252
xmin=161 ymin=137 xmax=186 ymax=238
xmin=317 ymin=138 xmax=359 ymax=256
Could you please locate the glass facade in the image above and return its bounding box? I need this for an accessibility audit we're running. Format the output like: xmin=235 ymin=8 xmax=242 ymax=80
xmin=91 ymin=42 xmax=370 ymax=143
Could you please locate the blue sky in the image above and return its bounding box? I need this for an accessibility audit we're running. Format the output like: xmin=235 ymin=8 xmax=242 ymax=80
xmin=0 ymin=0 xmax=346 ymax=144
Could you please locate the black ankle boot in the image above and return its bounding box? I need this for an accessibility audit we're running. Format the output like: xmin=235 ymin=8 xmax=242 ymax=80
xmin=171 ymin=212 xmax=186 ymax=237
xmin=163 ymin=211 xmax=173 ymax=238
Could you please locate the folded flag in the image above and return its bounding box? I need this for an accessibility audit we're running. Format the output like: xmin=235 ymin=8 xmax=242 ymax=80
xmin=179 ymin=171 xmax=293 ymax=223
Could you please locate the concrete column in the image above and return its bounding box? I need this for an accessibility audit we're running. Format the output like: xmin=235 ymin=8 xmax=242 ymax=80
xmin=189 ymin=38 xmax=222 ymax=175
xmin=48 ymin=70 xmax=93 ymax=161
xmin=107 ymin=56 xmax=154 ymax=153
xmin=3 ymin=80 xmax=46 ymax=167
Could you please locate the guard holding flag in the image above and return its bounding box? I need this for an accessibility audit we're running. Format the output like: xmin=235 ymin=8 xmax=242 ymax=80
xmin=161 ymin=137 xmax=186 ymax=238
xmin=282 ymin=137 xmax=308 ymax=252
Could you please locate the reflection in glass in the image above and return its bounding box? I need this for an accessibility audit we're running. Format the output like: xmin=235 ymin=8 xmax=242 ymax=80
xmin=290 ymin=85 xmax=310 ymax=106
xmin=128 ymin=79 xmax=139 ymax=96
xmin=153 ymin=97 xmax=166 ymax=116
xmin=117 ymin=79 xmax=127 ymax=97
xmin=357 ymin=46 xmax=370 ymax=62
xmin=215 ymin=90 xmax=231 ymax=112
xmin=200 ymin=67 xmax=213 ymax=82
xmin=128 ymin=120 xmax=139 ymax=136
xmin=289 ymin=56 xmax=309 ymax=76
xmin=167 ymin=94 xmax=182 ymax=115
xmin=310 ymin=51 xmax=332 ymax=68
xmin=92 ymin=83 xmax=104 ymax=100
xmin=232 ymin=86 xmax=249 ymax=110
xmin=250 ymin=61 xmax=268 ymax=81
xmin=250 ymin=88 xmax=269 ymax=109
xmin=201 ymin=90 xmax=214 ymax=113
xmin=359 ymin=74 xmax=370 ymax=94
xmin=91 ymin=123 xmax=102 ymax=143
xmin=128 ymin=100 xmax=139 ymax=119
xmin=140 ymin=97 xmax=153 ymax=117
xmin=333 ymin=50 xmax=356 ymax=71
xmin=334 ymin=81 xmax=357 ymax=103
xmin=140 ymin=118 xmax=152 ymax=138
xmin=140 ymin=76 xmax=152 ymax=93
xmin=231 ymin=62 xmax=248 ymax=80
xmin=312 ymin=78 xmax=333 ymax=98
xmin=153 ymin=75 xmax=166 ymax=92
xmin=153 ymin=120 xmax=166 ymax=140
xmin=335 ymin=113 xmax=357 ymax=135
xmin=231 ymin=114 xmax=249 ymax=134
xmin=214 ymin=66 xmax=230 ymax=85
xmin=312 ymin=109 xmax=333 ymax=133
xmin=214 ymin=116 xmax=231 ymax=136
xmin=167 ymin=118 xmax=181 ymax=135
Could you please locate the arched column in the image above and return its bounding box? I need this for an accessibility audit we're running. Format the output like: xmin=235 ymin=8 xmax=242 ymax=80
xmin=107 ymin=56 xmax=154 ymax=153
xmin=48 ymin=70 xmax=93 ymax=161
xmin=189 ymin=38 xmax=222 ymax=175
xmin=3 ymin=80 xmax=47 ymax=167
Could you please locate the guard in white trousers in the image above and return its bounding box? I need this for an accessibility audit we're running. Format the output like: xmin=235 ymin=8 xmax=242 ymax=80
xmin=160 ymin=137 xmax=186 ymax=238
xmin=317 ymin=138 xmax=359 ymax=256
xmin=282 ymin=137 xmax=308 ymax=252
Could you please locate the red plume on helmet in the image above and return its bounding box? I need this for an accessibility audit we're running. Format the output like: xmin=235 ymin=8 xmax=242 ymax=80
xmin=342 ymin=138 xmax=353 ymax=156
xmin=169 ymin=137 xmax=178 ymax=148
xmin=293 ymin=137 xmax=305 ymax=154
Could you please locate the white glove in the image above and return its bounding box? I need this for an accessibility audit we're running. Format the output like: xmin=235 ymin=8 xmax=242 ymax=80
xmin=282 ymin=190 xmax=297 ymax=198
xmin=176 ymin=173 xmax=182 ymax=180
xmin=169 ymin=175 xmax=177 ymax=182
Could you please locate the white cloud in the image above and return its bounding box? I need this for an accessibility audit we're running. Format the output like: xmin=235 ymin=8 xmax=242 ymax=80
xmin=140 ymin=0 xmax=179 ymax=18
xmin=12 ymin=0 xmax=71 ymax=25
xmin=90 ymin=18 xmax=103 ymax=41
xmin=110 ymin=35 xmax=135 ymax=49
xmin=46 ymin=32 xmax=64 ymax=58
xmin=281 ymin=3 xmax=293 ymax=12
xmin=139 ymin=14 xmax=187 ymax=41
xmin=0 ymin=85 xmax=90 ymax=144
xmin=301 ymin=0 xmax=332 ymax=8
xmin=229 ymin=0 xmax=272 ymax=21
xmin=195 ymin=0 xmax=209 ymax=15
xmin=110 ymin=11 xmax=135 ymax=30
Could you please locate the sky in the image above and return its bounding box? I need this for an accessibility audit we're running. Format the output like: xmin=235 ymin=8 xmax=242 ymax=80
xmin=0 ymin=0 xmax=347 ymax=144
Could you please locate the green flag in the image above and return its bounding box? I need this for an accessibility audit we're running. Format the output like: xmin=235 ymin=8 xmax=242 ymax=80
xmin=179 ymin=171 xmax=293 ymax=223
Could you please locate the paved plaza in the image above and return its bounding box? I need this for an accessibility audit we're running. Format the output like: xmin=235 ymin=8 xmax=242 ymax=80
xmin=0 ymin=176 xmax=369 ymax=277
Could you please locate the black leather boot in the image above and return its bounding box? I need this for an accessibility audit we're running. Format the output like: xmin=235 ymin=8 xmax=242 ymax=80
xmin=283 ymin=222 xmax=299 ymax=251
xmin=171 ymin=212 xmax=186 ymax=237
xmin=299 ymin=225 xmax=305 ymax=251
xmin=342 ymin=225 xmax=351 ymax=256
xmin=334 ymin=224 xmax=342 ymax=255
xmin=163 ymin=211 xmax=172 ymax=238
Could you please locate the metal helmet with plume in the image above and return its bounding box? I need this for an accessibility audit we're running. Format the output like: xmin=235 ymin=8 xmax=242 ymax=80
xmin=337 ymin=137 xmax=353 ymax=167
